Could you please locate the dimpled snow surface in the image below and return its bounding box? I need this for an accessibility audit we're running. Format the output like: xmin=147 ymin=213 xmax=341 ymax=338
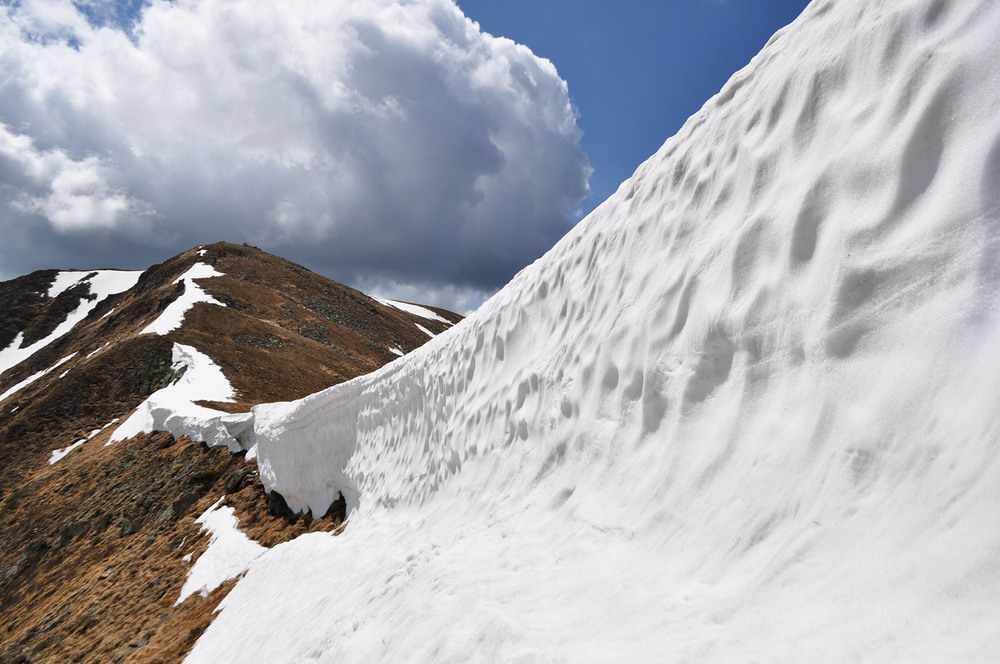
xmin=188 ymin=0 xmax=1000 ymax=661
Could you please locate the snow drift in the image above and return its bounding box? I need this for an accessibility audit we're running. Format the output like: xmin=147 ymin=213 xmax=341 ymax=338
xmin=188 ymin=0 xmax=1000 ymax=660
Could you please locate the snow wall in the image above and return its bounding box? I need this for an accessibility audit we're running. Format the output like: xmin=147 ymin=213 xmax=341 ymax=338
xmin=192 ymin=0 xmax=1000 ymax=661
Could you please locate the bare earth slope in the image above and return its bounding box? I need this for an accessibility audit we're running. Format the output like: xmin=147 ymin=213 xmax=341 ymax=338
xmin=0 ymin=242 xmax=459 ymax=663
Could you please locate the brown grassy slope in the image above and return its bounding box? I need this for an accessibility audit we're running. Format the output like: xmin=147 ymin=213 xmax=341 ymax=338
xmin=0 ymin=336 xmax=176 ymax=503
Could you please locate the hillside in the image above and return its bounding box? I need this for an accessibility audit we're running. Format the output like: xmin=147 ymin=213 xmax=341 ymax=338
xmin=168 ymin=0 xmax=996 ymax=661
xmin=0 ymin=242 xmax=459 ymax=663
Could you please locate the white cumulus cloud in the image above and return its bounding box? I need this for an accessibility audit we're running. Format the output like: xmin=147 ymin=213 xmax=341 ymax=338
xmin=0 ymin=0 xmax=591 ymax=309
xmin=0 ymin=123 xmax=150 ymax=230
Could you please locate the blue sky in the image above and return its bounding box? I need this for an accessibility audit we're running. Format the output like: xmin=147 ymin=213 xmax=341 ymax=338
xmin=457 ymin=0 xmax=812 ymax=215
xmin=0 ymin=0 xmax=811 ymax=310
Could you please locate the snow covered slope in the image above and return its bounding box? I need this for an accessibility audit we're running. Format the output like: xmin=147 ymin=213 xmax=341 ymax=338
xmin=189 ymin=0 xmax=1000 ymax=660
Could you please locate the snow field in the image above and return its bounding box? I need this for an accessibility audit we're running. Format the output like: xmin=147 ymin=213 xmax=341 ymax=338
xmin=186 ymin=0 xmax=1000 ymax=661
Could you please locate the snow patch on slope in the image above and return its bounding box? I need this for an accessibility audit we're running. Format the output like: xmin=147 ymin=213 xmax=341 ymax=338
xmin=110 ymin=343 xmax=248 ymax=449
xmin=141 ymin=263 xmax=226 ymax=335
xmin=188 ymin=0 xmax=1000 ymax=660
xmin=46 ymin=269 xmax=141 ymax=300
xmin=48 ymin=440 xmax=85 ymax=465
xmin=176 ymin=498 xmax=266 ymax=605
xmin=47 ymin=271 xmax=87 ymax=298
xmin=0 ymin=353 xmax=75 ymax=404
xmin=48 ymin=418 xmax=118 ymax=464
xmin=374 ymin=297 xmax=451 ymax=324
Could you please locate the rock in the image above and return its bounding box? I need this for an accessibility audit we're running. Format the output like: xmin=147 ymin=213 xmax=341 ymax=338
xmin=266 ymin=491 xmax=295 ymax=519
xmin=118 ymin=516 xmax=143 ymax=538
xmin=153 ymin=488 xmax=200 ymax=529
